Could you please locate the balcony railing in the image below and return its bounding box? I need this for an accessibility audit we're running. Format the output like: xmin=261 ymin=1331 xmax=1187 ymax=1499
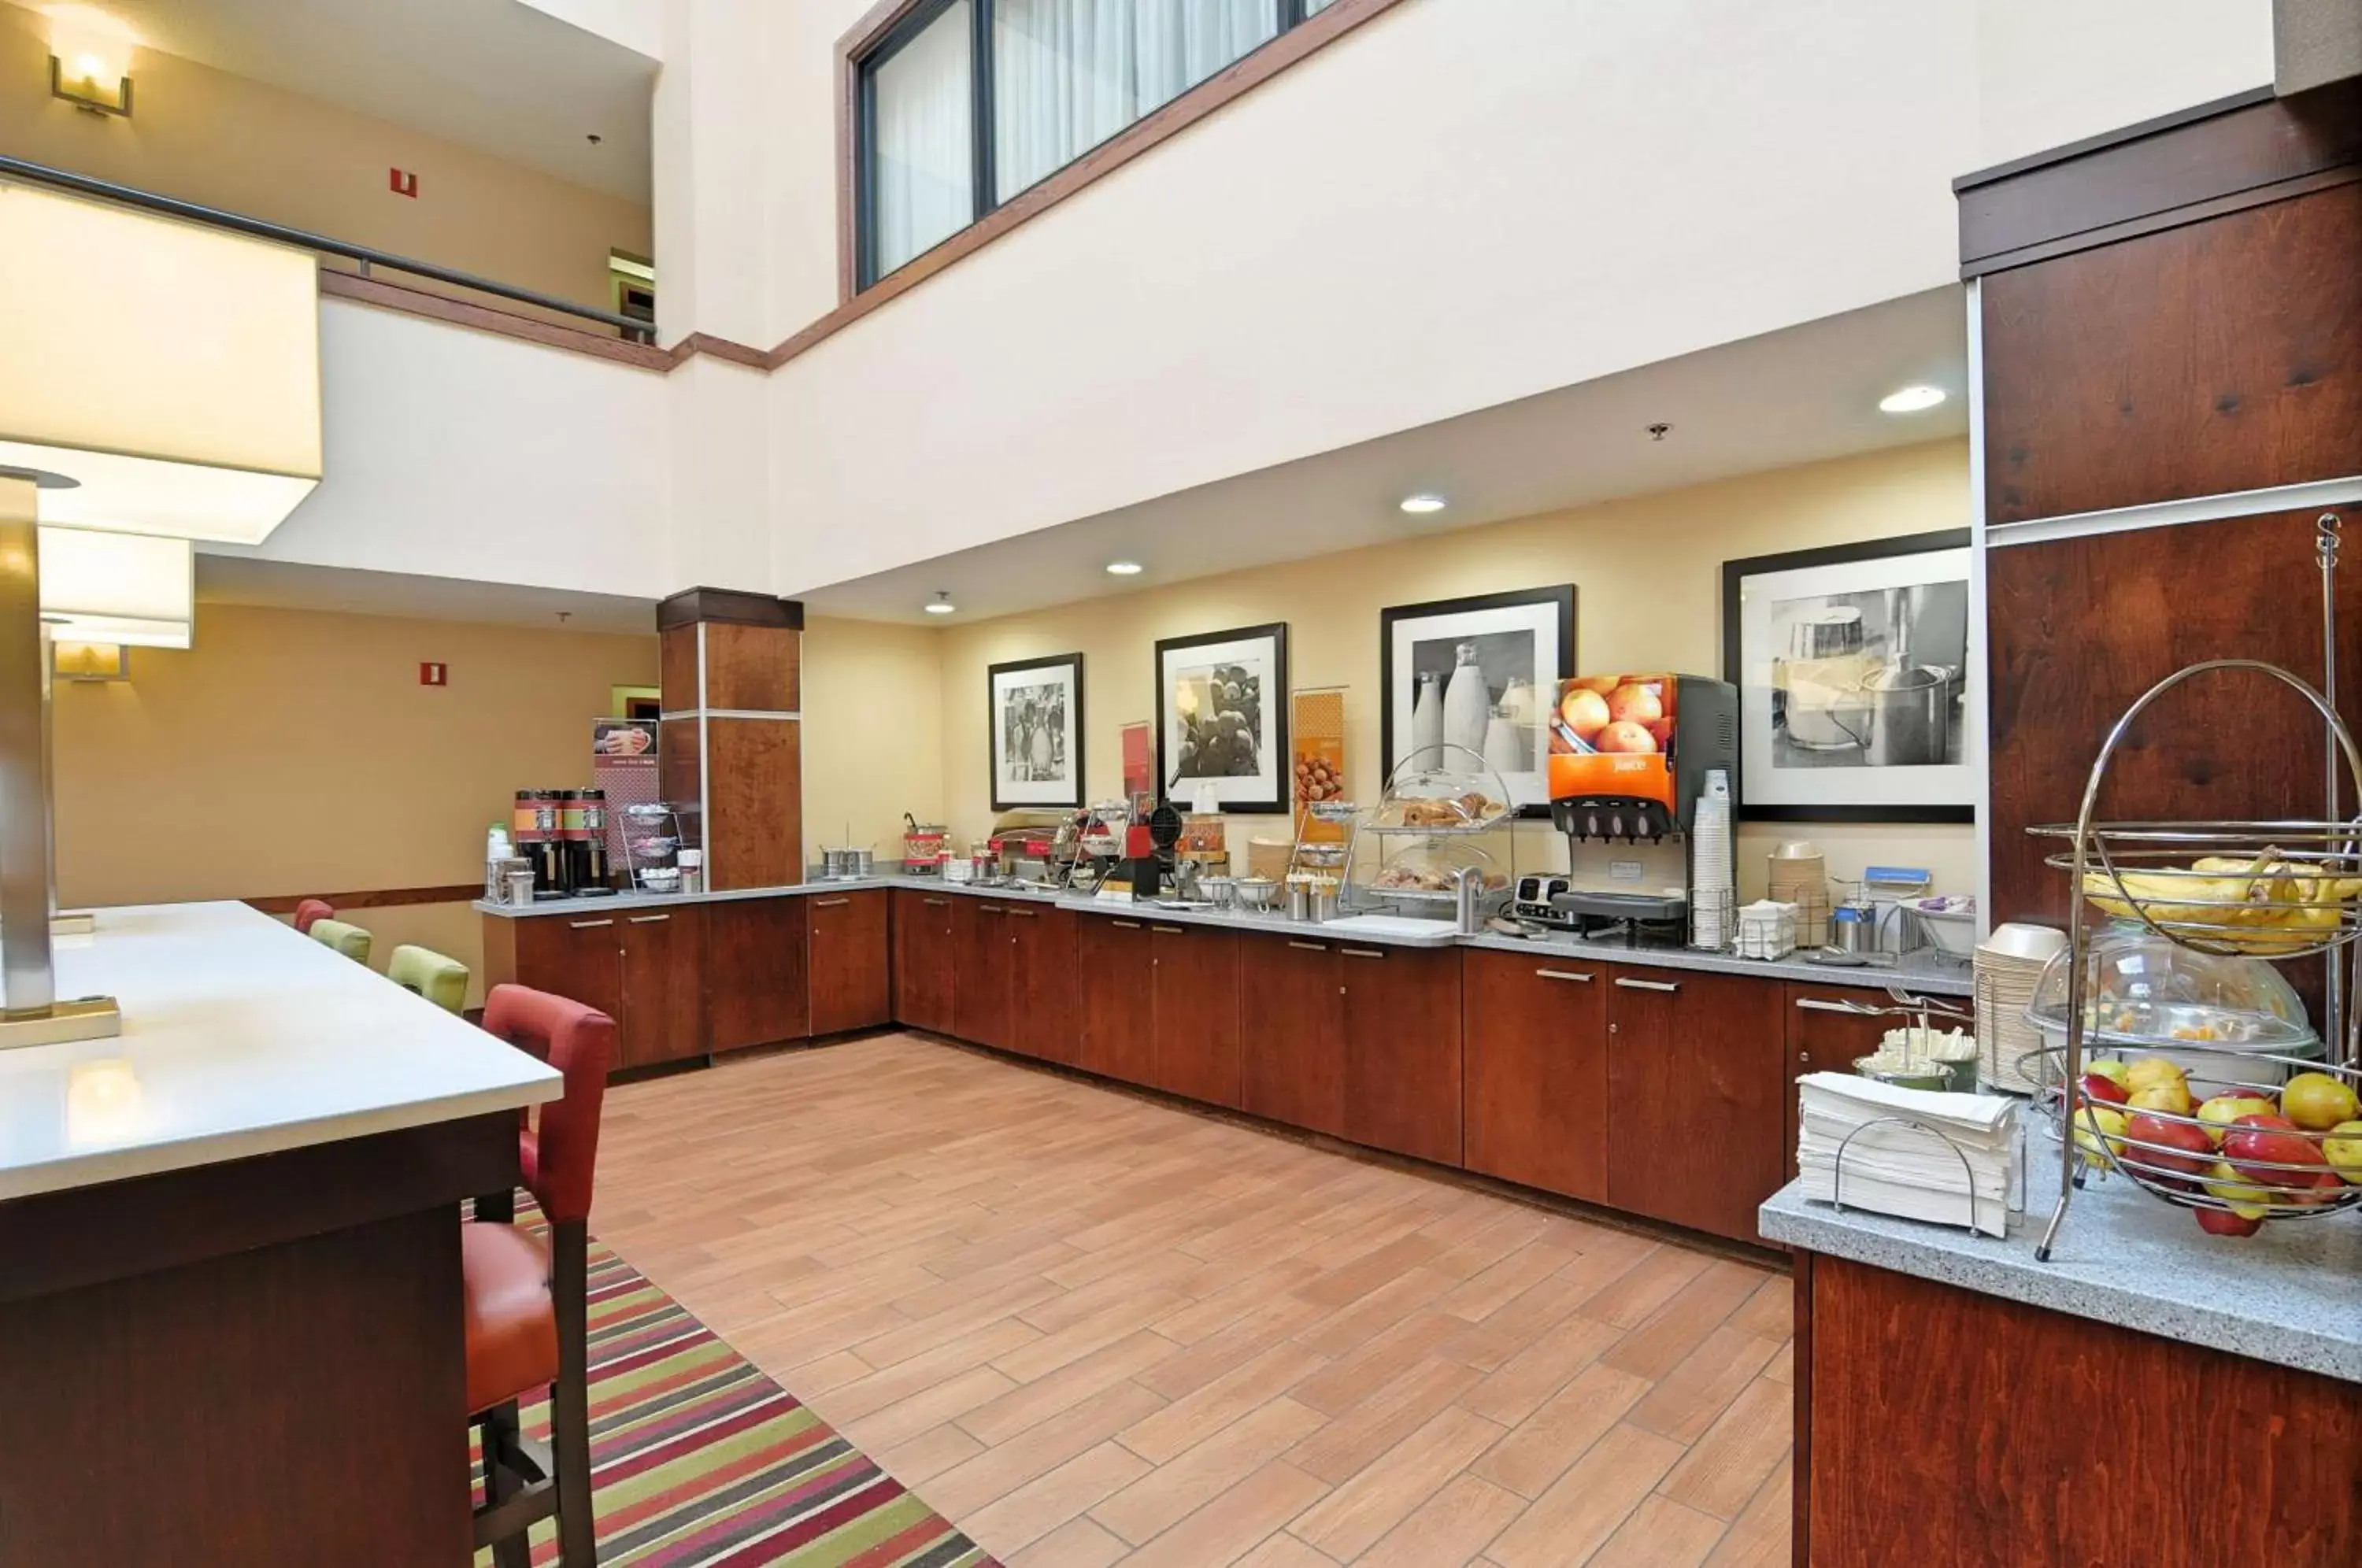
xmin=0 ymin=153 xmax=652 ymax=343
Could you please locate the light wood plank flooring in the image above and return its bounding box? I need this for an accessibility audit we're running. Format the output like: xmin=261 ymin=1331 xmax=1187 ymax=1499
xmin=592 ymin=1033 xmax=1793 ymax=1567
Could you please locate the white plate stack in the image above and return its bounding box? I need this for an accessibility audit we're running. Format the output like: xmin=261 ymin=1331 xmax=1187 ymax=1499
xmin=1975 ymin=922 xmax=2066 ymax=1093
xmin=1690 ymin=772 xmax=1735 ymax=950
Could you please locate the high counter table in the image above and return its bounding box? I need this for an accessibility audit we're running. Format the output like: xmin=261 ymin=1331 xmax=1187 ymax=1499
xmin=0 ymin=901 xmax=561 ymax=1566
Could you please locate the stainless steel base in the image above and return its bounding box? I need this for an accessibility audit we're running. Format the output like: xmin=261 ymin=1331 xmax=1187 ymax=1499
xmin=0 ymin=995 xmax=122 ymax=1049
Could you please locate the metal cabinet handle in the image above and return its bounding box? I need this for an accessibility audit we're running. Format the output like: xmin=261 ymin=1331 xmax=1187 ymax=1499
xmin=1287 ymin=940 xmax=1328 ymax=952
xmin=1536 ymin=968 xmax=1594 ymax=983
xmin=1111 ymin=919 xmax=1143 ymax=930
xmin=568 ymin=919 xmax=614 ymax=930
xmin=1794 ymin=997 xmax=1865 ymax=1014
xmin=1341 ymin=948 xmax=1385 ymax=960
xmin=1009 ymin=908 xmax=1038 ymax=919
xmin=977 ymin=905 xmax=1003 ymax=915
xmin=1151 ymin=924 xmax=1185 ymax=934
xmin=814 ymin=897 xmax=853 ymax=908
xmin=922 ymin=897 xmax=950 ymax=908
xmin=1614 ymin=976 xmax=1680 ymax=993
xmin=628 ymin=913 xmax=670 ymax=924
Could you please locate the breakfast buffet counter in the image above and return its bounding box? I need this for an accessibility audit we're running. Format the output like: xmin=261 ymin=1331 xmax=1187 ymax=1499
xmin=1763 ymin=1165 xmax=2362 ymax=1381
xmin=482 ymin=871 xmax=1979 ymax=984
xmin=1770 ymin=1162 xmax=2362 ymax=1565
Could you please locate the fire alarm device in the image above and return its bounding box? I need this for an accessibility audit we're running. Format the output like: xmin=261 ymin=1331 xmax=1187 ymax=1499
xmin=420 ymin=662 xmax=447 ymax=686
xmin=390 ymin=168 xmax=419 ymax=198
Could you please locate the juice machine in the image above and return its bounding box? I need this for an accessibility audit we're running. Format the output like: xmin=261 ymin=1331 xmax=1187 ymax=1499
xmin=1520 ymin=673 xmax=1738 ymax=941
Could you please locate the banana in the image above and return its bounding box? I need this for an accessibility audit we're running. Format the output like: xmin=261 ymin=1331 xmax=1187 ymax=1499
xmin=2080 ymin=847 xmax=2356 ymax=948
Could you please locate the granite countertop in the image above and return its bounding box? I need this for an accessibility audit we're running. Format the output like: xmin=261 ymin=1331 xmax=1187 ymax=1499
xmin=1761 ymin=1140 xmax=2362 ymax=1384
xmin=1463 ymin=929 xmax=1975 ymax=997
xmin=480 ymin=873 xmax=1986 ymax=976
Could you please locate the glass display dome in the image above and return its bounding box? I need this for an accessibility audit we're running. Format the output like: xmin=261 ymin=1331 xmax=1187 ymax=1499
xmin=2024 ymin=919 xmax=2319 ymax=1056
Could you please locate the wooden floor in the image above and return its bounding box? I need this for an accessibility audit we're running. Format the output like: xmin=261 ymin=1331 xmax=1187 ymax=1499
xmin=593 ymin=1033 xmax=1794 ymax=1567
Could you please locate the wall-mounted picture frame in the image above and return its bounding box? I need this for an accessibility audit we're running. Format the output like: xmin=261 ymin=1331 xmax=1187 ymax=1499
xmin=989 ymin=653 xmax=1084 ymax=811
xmin=1155 ymin=623 xmax=1290 ymax=812
xmin=1379 ymin=586 xmax=1576 ymax=814
xmin=1722 ymin=529 xmax=1975 ymax=823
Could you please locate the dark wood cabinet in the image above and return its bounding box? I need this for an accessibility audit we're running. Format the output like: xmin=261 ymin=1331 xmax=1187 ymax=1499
xmin=892 ymin=889 xmax=957 ymax=1034
xmin=1009 ymin=905 xmax=1079 ymax=1065
xmin=1077 ymin=915 xmax=1155 ymax=1084
xmin=1340 ymin=943 xmax=1462 ymax=1167
xmin=952 ymin=899 xmax=1013 ymax=1049
xmin=1605 ymin=967 xmax=1784 ymax=1244
xmin=1462 ymin=946 xmax=1609 ymax=1203
xmin=807 ymin=890 xmax=890 ymax=1035
xmin=1150 ymin=923 xmax=1242 ymax=1107
xmin=1239 ymin=934 xmax=1346 ymax=1137
xmin=1782 ymin=982 xmax=1899 ymax=1181
xmin=705 ymin=897 xmax=809 ymax=1051
xmin=507 ymin=911 xmax=626 ymax=1041
xmin=618 ymin=908 xmax=705 ymax=1067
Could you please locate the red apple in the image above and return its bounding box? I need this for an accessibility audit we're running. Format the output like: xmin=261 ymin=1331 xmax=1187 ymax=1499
xmin=2121 ymin=1112 xmax=2214 ymax=1178
xmin=1606 ymin=682 xmax=1664 ymax=727
xmin=2195 ymin=1205 xmax=2264 ymax=1237
xmin=2221 ymin=1114 xmax=2332 ymax=1191
xmin=2079 ymin=1071 xmax=2131 ymax=1108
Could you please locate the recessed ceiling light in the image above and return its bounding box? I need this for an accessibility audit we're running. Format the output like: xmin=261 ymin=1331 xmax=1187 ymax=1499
xmin=1399 ymin=494 xmax=1448 ymax=515
xmin=923 ymin=592 xmax=956 ymax=616
xmin=1105 ymin=560 xmax=1143 ymax=576
xmin=1878 ymin=384 xmax=1946 ymax=414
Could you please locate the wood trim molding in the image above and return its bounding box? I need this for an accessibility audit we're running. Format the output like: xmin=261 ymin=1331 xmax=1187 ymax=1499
xmin=806 ymin=0 xmax=1418 ymax=368
xmin=1957 ymin=77 xmax=2362 ymax=275
xmin=319 ymin=270 xmax=673 ymax=370
xmin=243 ymin=884 xmax=484 ymax=915
xmin=665 ymin=331 xmax=772 ymax=370
xmin=657 ymin=586 xmax=807 ymax=631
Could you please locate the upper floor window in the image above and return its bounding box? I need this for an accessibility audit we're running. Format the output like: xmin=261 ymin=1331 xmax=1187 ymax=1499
xmin=857 ymin=1 xmax=1335 ymax=287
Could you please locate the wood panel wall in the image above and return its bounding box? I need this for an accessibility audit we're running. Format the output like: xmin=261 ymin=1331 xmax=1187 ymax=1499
xmin=1979 ymin=85 xmax=2362 ymax=931
xmin=653 ymin=591 xmax=806 ymax=891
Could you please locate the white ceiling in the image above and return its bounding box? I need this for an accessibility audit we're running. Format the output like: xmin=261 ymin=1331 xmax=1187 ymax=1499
xmin=89 ymin=0 xmax=657 ymax=201
xmin=196 ymin=555 xmax=656 ymax=634
xmin=801 ymin=286 xmax=1971 ymax=624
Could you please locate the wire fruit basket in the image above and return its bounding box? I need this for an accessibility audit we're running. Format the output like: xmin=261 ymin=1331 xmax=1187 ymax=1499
xmin=2026 ymin=656 xmax=2362 ymax=1258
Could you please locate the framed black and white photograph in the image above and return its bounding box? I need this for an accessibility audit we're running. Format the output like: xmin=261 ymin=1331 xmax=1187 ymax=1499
xmin=1155 ymin=623 xmax=1289 ymax=812
xmin=989 ymin=653 xmax=1083 ymax=811
xmin=1722 ymin=530 xmax=1974 ymax=823
xmin=1379 ymin=586 xmax=1576 ymax=813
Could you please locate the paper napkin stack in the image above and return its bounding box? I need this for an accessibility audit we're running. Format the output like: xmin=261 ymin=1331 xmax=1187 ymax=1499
xmin=1795 ymin=1071 xmax=2019 ymax=1237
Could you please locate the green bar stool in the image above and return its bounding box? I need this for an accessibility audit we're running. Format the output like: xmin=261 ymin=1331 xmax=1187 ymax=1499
xmin=308 ymin=917 xmax=372 ymax=964
xmin=388 ymin=944 xmax=470 ymax=1014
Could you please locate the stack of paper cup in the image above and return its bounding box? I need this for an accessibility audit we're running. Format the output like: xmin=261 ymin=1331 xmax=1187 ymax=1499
xmin=1691 ymin=771 xmax=1736 ymax=949
xmin=1768 ymin=841 xmax=1830 ymax=948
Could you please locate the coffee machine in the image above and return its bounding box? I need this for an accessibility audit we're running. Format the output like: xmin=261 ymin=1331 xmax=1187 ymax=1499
xmin=1536 ymin=674 xmax=1738 ymax=941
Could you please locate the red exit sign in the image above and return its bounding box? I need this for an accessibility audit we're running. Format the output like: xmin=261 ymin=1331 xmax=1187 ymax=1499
xmin=390 ymin=168 xmax=419 ymax=198
xmin=420 ymin=662 xmax=446 ymax=686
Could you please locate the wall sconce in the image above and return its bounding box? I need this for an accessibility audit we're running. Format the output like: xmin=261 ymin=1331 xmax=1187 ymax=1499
xmin=53 ymin=639 xmax=128 ymax=681
xmin=49 ymin=11 xmax=134 ymax=116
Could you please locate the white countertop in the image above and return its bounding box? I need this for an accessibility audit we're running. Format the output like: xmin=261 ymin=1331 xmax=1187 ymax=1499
xmin=0 ymin=902 xmax=561 ymax=1203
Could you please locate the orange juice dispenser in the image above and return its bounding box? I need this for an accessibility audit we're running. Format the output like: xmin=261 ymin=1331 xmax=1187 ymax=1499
xmin=1547 ymin=674 xmax=1738 ymax=841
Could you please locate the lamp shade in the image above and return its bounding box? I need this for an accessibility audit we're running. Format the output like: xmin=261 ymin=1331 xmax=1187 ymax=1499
xmin=0 ymin=182 xmax=320 ymax=544
xmin=38 ymin=526 xmax=191 ymax=649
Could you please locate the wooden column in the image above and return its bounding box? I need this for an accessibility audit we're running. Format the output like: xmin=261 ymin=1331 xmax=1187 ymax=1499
xmin=657 ymin=587 xmax=805 ymax=892
xmin=1971 ymin=82 xmax=2362 ymax=937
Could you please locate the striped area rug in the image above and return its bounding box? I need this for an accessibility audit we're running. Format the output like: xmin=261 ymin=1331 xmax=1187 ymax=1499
xmin=474 ymin=1213 xmax=998 ymax=1568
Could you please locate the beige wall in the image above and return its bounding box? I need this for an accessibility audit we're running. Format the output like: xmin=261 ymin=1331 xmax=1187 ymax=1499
xmin=54 ymin=602 xmax=657 ymax=1002
xmin=934 ymin=440 xmax=1978 ymax=900
xmin=802 ymin=615 xmax=946 ymax=858
xmin=0 ymin=1 xmax=650 ymax=311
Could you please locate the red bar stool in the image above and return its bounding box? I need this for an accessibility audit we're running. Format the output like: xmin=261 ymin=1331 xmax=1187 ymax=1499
xmin=465 ymin=984 xmax=614 ymax=1567
xmin=291 ymin=897 xmax=334 ymax=934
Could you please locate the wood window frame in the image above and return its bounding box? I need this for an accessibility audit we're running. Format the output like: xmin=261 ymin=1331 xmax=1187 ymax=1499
xmin=833 ymin=0 xmax=1412 ymax=312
